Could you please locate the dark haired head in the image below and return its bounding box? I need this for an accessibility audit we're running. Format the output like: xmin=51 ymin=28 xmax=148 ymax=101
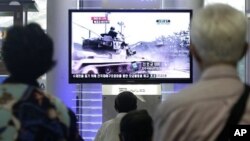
xmin=114 ymin=91 xmax=137 ymax=113
xmin=2 ymin=23 xmax=55 ymax=81
xmin=120 ymin=110 xmax=153 ymax=141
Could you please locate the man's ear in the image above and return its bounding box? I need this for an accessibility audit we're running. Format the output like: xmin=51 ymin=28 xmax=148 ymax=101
xmin=240 ymin=42 xmax=249 ymax=60
xmin=119 ymin=133 xmax=124 ymax=141
xmin=190 ymin=43 xmax=202 ymax=64
xmin=114 ymin=104 xmax=118 ymax=112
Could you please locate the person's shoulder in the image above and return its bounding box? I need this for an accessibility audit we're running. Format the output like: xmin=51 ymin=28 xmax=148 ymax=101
xmin=25 ymin=85 xmax=71 ymax=128
xmin=102 ymin=116 xmax=122 ymax=131
xmin=156 ymin=83 xmax=203 ymax=116
xmin=96 ymin=118 xmax=115 ymax=135
xmin=0 ymin=83 xmax=71 ymax=140
xmin=0 ymin=83 xmax=29 ymax=100
xmin=102 ymin=118 xmax=116 ymax=126
xmin=156 ymin=79 xmax=243 ymax=116
xmin=43 ymin=92 xmax=71 ymax=127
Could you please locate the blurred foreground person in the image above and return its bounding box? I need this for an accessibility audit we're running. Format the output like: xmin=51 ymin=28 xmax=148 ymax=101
xmin=95 ymin=91 xmax=137 ymax=141
xmin=120 ymin=110 xmax=153 ymax=141
xmin=154 ymin=4 xmax=249 ymax=141
xmin=0 ymin=23 xmax=83 ymax=141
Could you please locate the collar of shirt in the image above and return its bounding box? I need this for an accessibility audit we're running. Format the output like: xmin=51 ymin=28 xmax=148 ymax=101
xmin=116 ymin=113 xmax=127 ymax=119
xmin=200 ymin=64 xmax=240 ymax=81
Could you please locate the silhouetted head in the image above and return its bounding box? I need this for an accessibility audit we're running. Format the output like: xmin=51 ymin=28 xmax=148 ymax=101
xmin=114 ymin=91 xmax=137 ymax=113
xmin=120 ymin=110 xmax=153 ymax=141
xmin=110 ymin=27 xmax=115 ymax=31
xmin=2 ymin=23 xmax=55 ymax=80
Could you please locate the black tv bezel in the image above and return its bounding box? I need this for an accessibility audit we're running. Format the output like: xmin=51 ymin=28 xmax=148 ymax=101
xmin=69 ymin=9 xmax=193 ymax=84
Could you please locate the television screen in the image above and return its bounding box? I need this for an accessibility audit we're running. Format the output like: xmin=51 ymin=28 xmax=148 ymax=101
xmin=69 ymin=9 xmax=192 ymax=83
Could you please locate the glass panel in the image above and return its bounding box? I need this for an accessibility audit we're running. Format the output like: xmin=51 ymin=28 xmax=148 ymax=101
xmin=0 ymin=12 xmax=14 ymax=28
xmin=0 ymin=12 xmax=14 ymax=57
xmin=28 ymin=0 xmax=47 ymax=30
xmin=0 ymin=12 xmax=14 ymax=75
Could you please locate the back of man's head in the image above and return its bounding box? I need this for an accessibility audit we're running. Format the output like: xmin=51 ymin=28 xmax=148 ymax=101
xmin=120 ymin=110 xmax=153 ymax=141
xmin=191 ymin=3 xmax=247 ymax=66
xmin=2 ymin=23 xmax=55 ymax=80
xmin=114 ymin=91 xmax=137 ymax=113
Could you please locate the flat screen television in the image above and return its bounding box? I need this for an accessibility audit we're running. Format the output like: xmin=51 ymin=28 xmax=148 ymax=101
xmin=69 ymin=9 xmax=192 ymax=84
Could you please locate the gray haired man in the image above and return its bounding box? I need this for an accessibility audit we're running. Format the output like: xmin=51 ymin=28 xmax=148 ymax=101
xmin=154 ymin=3 xmax=249 ymax=141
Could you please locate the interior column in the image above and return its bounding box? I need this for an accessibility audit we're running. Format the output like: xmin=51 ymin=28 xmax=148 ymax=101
xmin=47 ymin=0 xmax=77 ymax=107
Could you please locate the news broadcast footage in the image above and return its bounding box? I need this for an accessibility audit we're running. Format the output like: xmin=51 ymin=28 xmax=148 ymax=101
xmin=69 ymin=10 xmax=192 ymax=83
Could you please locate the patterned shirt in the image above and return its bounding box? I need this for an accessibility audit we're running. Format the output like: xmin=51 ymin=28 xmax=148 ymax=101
xmin=0 ymin=84 xmax=70 ymax=141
